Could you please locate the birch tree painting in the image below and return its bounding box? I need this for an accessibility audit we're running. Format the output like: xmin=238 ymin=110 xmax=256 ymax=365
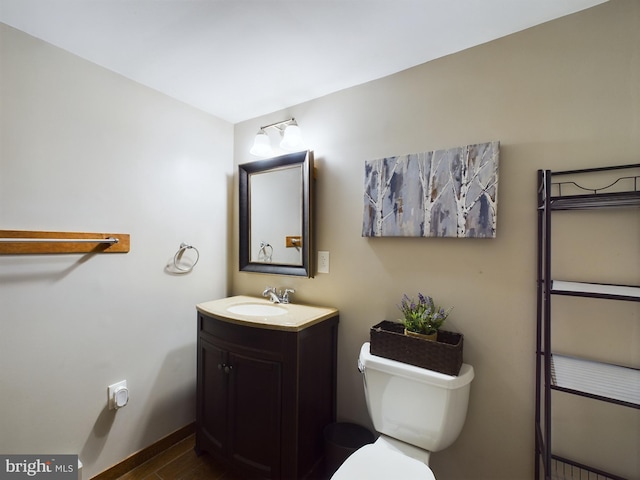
xmin=363 ymin=141 xmax=499 ymax=238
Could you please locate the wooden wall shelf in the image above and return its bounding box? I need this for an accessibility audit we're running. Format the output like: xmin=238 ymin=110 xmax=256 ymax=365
xmin=0 ymin=230 xmax=130 ymax=254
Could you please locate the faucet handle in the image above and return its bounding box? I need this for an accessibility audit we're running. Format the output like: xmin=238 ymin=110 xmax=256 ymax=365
xmin=262 ymin=286 xmax=276 ymax=297
xmin=263 ymin=287 xmax=282 ymax=303
xmin=282 ymin=288 xmax=295 ymax=304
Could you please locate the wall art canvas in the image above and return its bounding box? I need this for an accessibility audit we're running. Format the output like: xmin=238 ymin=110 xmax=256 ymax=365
xmin=363 ymin=141 xmax=499 ymax=238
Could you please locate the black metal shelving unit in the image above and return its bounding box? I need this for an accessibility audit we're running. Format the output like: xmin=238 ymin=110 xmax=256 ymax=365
xmin=535 ymin=164 xmax=640 ymax=480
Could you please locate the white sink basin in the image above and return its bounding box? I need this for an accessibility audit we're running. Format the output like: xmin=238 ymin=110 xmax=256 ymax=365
xmin=227 ymin=303 xmax=287 ymax=317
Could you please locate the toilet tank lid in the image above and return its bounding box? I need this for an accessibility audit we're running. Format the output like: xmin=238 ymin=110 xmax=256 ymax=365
xmin=360 ymin=342 xmax=474 ymax=389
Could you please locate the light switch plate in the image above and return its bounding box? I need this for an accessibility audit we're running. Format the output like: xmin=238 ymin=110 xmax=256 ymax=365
xmin=317 ymin=251 xmax=329 ymax=274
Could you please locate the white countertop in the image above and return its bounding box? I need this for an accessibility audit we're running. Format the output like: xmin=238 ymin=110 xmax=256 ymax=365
xmin=196 ymin=295 xmax=338 ymax=332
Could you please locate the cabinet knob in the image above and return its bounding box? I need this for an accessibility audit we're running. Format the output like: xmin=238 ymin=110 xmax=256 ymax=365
xmin=217 ymin=363 xmax=233 ymax=374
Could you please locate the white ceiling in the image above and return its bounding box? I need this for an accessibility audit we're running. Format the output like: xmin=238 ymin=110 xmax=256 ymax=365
xmin=1 ymin=0 xmax=607 ymax=124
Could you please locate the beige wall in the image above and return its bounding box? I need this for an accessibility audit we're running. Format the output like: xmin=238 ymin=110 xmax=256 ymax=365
xmin=0 ymin=24 xmax=233 ymax=478
xmin=232 ymin=2 xmax=640 ymax=479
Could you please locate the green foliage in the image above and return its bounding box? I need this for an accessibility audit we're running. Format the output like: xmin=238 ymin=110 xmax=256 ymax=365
xmin=398 ymin=293 xmax=452 ymax=335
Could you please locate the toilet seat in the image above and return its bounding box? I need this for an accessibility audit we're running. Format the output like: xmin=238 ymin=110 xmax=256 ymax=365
xmin=331 ymin=440 xmax=436 ymax=480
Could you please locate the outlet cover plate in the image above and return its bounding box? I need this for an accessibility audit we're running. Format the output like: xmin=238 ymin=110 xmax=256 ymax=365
xmin=108 ymin=380 xmax=127 ymax=410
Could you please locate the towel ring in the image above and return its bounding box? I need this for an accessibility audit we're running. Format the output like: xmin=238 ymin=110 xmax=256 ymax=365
xmin=173 ymin=242 xmax=199 ymax=273
xmin=258 ymin=242 xmax=273 ymax=262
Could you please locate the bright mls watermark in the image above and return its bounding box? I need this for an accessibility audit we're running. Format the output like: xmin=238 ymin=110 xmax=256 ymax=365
xmin=0 ymin=456 xmax=78 ymax=480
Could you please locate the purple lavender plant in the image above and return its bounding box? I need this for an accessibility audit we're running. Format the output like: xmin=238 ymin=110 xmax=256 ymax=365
xmin=398 ymin=293 xmax=452 ymax=335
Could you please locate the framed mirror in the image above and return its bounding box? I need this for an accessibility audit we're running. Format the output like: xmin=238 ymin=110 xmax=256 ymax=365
xmin=239 ymin=151 xmax=314 ymax=277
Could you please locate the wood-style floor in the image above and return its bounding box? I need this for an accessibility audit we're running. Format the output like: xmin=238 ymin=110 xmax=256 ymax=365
xmin=114 ymin=435 xmax=248 ymax=480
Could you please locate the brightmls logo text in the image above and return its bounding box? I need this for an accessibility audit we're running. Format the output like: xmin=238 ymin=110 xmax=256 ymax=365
xmin=0 ymin=456 xmax=78 ymax=480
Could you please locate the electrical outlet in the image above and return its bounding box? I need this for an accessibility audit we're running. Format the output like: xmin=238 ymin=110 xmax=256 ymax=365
xmin=108 ymin=380 xmax=129 ymax=410
xmin=317 ymin=251 xmax=329 ymax=274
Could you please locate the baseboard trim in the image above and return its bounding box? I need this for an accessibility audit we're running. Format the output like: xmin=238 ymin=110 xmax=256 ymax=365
xmin=90 ymin=423 xmax=195 ymax=480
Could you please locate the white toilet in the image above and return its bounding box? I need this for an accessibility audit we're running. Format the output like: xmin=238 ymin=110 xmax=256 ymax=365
xmin=331 ymin=342 xmax=474 ymax=480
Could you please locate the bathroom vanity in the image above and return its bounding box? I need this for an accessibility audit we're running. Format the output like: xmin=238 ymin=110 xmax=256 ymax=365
xmin=195 ymin=296 xmax=339 ymax=479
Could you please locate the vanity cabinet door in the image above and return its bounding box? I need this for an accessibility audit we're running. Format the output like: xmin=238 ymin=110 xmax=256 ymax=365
xmin=196 ymin=338 xmax=228 ymax=456
xmin=227 ymin=351 xmax=282 ymax=478
xmin=197 ymin=330 xmax=283 ymax=478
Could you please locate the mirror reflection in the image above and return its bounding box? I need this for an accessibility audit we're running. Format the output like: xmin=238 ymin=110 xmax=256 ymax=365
xmin=250 ymin=165 xmax=303 ymax=265
xmin=239 ymin=151 xmax=313 ymax=277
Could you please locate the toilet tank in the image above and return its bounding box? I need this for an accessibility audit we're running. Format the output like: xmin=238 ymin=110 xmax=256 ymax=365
xmin=360 ymin=342 xmax=474 ymax=452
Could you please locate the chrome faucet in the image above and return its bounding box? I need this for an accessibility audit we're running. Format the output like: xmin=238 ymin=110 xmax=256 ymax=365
xmin=262 ymin=287 xmax=280 ymax=303
xmin=262 ymin=287 xmax=295 ymax=304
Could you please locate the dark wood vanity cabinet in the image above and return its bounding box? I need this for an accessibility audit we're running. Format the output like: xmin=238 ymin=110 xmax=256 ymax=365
xmin=196 ymin=311 xmax=339 ymax=479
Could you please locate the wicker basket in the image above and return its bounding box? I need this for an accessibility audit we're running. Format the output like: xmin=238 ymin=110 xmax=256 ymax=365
xmin=369 ymin=321 xmax=463 ymax=376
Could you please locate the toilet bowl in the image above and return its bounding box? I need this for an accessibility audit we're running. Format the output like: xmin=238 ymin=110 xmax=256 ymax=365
xmin=331 ymin=436 xmax=436 ymax=480
xmin=331 ymin=342 xmax=474 ymax=479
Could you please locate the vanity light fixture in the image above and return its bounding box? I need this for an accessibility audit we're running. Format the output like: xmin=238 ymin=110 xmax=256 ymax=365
xmin=249 ymin=118 xmax=306 ymax=157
